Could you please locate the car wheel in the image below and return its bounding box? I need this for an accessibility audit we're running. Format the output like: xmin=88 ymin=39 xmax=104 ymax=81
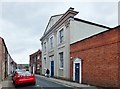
xmin=33 ymin=82 xmax=36 ymax=85
xmin=14 ymin=83 xmax=18 ymax=88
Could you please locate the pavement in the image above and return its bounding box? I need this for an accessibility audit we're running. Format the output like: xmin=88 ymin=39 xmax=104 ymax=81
xmin=36 ymin=75 xmax=98 ymax=89
xmin=0 ymin=82 xmax=1 ymax=89
xmin=0 ymin=76 xmax=14 ymax=89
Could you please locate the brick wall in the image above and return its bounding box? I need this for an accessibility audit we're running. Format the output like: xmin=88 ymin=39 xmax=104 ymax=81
xmin=0 ymin=38 xmax=2 ymax=82
xmin=29 ymin=50 xmax=42 ymax=74
xmin=70 ymin=26 xmax=120 ymax=87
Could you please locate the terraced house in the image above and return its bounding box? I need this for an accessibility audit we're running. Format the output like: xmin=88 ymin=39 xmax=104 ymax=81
xmin=29 ymin=49 xmax=42 ymax=74
xmin=0 ymin=37 xmax=7 ymax=81
xmin=40 ymin=7 xmax=109 ymax=80
xmin=7 ymin=54 xmax=16 ymax=76
xmin=0 ymin=37 xmax=16 ymax=82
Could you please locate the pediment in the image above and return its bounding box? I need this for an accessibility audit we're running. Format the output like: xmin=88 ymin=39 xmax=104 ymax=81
xmin=44 ymin=14 xmax=63 ymax=35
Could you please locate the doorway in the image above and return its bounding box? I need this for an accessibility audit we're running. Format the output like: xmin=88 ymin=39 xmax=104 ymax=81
xmin=73 ymin=58 xmax=82 ymax=83
xmin=75 ymin=63 xmax=80 ymax=82
xmin=51 ymin=61 xmax=54 ymax=77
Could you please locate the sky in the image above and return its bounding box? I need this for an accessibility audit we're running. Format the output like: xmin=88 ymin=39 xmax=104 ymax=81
xmin=0 ymin=0 xmax=119 ymax=64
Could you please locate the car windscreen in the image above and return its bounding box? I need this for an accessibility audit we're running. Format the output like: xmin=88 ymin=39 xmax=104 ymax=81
xmin=15 ymin=69 xmax=26 ymax=72
xmin=19 ymin=69 xmax=26 ymax=72
xmin=18 ymin=71 xmax=31 ymax=76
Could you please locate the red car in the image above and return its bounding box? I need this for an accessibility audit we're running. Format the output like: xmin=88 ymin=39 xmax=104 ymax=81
xmin=13 ymin=71 xmax=36 ymax=87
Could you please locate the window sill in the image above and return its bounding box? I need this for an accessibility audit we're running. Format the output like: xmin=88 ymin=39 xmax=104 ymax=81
xmin=49 ymin=48 xmax=54 ymax=52
xmin=58 ymin=41 xmax=65 ymax=46
xmin=59 ymin=68 xmax=63 ymax=70
xmin=44 ymin=52 xmax=47 ymax=55
xmin=57 ymin=43 xmax=65 ymax=49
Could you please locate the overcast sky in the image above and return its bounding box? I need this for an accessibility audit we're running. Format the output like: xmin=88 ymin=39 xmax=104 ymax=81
xmin=0 ymin=0 xmax=119 ymax=64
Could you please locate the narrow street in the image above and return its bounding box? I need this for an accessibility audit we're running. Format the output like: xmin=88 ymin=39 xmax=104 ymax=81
xmin=1 ymin=74 xmax=98 ymax=89
xmin=2 ymin=75 xmax=74 ymax=89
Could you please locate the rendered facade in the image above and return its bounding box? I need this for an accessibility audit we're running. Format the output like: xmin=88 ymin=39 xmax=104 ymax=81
xmin=40 ymin=7 xmax=109 ymax=79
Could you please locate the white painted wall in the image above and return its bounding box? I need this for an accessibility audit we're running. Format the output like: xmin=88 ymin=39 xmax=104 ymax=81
xmin=56 ymin=24 xmax=70 ymax=78
xmin=42 ymin=23 xmax=70 ymax=79
xmin=42 ymin=39 xmax=47 ymax=75
xmin=70 ymin=20 xmax=109 ymax=44
xmin=33 ymin=64 xmax=35 ymax=74
xmin=41 ymin=43 xmax=44 ymax=74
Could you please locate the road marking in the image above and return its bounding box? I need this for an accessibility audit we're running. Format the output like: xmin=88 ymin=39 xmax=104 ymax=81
xmin=36 ymin=85 xmax=40 ymax=87
xmin=36 ymin=82 xmax=44 ymax=89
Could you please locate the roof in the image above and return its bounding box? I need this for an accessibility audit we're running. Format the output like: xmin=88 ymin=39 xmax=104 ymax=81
xmin=40 ymin=7 xmax=111 ymax=41
xmin=30 ymin=49 xmax=42 ymax=57
xmin=0 ymin=37 xmax=8 ymax=53
xmin=74 ymin=18 xmax=110 ymax=29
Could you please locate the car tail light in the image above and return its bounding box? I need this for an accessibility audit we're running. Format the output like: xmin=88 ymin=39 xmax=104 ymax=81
xmin=15 ymin=73 xmax=19 ymax=78
xmin=15 ymin=73 xmax=22 ymax=79
xmin=15 ymin=73 xmax=18 ymax=76
xmin=16 ymin=75 xmax=20 ymax=79
xmin=30 ymin=74 xmax=35 ymax=78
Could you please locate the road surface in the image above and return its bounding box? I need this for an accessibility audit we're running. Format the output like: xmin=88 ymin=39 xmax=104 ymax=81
xmin=2 ymin=75 xmax=74 ymax=89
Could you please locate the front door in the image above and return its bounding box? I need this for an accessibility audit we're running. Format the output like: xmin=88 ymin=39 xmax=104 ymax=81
xmin=51 ymin=61 xmax=54 ymax=77
xmin=75 ymin=63 xmax=80 ymax=83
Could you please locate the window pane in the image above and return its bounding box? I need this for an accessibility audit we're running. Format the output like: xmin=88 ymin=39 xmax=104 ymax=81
xmin=59 ymin=52 xmax=63 ymax=68
xmin=50 ymin=37 xmax=53 ymax=48
xmin=44 ymin=42 xmax=46 ymax=52
xmin=37 ymin=55 xmax=40 ymax=60
xmin=44 ymin=58 xmax=46 ymax=68
xmin=59 ymin=29 xmax=64 ymax=43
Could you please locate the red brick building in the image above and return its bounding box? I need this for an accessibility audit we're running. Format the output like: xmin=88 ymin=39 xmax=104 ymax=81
xmin=70 ymin=26 xmax=120 ymax=87
xmin=29 ymin=49 xmax=42 ymax=74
